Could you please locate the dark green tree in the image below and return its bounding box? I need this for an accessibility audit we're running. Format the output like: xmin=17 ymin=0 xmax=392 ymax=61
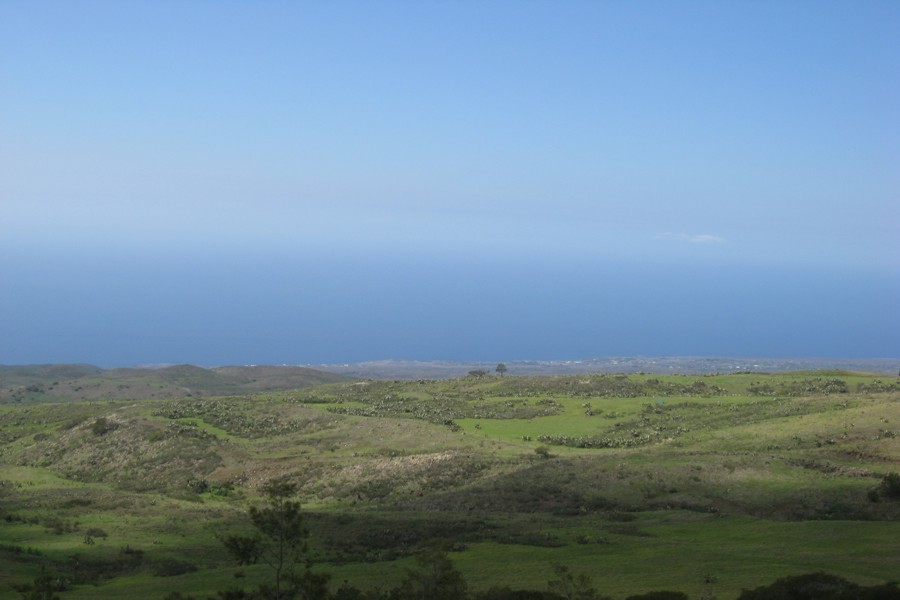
xmin=221 ymin=479 xmax=313 ymax=600
xmin=736 ymin=572 xmax=900 ymax=599
xmin=496 ymin=363 xmax=508 ymax=376
xmin=736 ymin=572 xmax=857 ymax=600
xmin=547 ymin=563 xmax=607 ymax=600
xmin=396 ymin=549 xmax=467 ymax=600
xmin=14 ymin=568 xmax=63 ymax=600
xmin=879 ymin=472 xmax=900 ymax=499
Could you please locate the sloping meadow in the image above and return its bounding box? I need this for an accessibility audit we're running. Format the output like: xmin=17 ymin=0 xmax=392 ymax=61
xmin=1 ymin=371 xmax=898 ymax=598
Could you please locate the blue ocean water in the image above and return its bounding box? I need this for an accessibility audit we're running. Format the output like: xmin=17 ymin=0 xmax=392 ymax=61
xmin=2 ymin=251 xmax=897 ymax=366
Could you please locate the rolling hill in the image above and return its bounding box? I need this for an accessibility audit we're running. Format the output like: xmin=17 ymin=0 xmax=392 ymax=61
xmin=0 ymin=364 xmax=353 ymax=403
xmin=1 ymin=369 xmax=898 ymax=598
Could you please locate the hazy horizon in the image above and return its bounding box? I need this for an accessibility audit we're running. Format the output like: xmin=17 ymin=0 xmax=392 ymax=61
xmin=2 ymin=1 xmax=897 ymax=366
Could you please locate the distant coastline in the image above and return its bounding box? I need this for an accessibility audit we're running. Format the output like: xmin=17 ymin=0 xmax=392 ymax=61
xmin=3 ymin=357 xmax=896 ymax=383
xmin=308 ymin=356 xmax=900 ymax=379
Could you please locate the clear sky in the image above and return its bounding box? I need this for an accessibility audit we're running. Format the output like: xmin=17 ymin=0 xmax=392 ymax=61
xmin=1 ymin=1 xmax=898 ymax=366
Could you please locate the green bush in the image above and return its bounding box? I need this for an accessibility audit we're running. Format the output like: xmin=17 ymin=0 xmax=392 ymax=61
xmin=880 ymin=473 xmax=900 ymax=499
xmin=152 ymin=558 xmax=198 ymax=577
xmin=91 ymin=418 xmax=116 ymax=436
xmin=736 ymin=572 xmax=900 ymax=599
xmin=84 ymin=527 xmax=108 ymax=539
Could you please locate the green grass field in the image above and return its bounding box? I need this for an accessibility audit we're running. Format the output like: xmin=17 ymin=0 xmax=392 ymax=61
xmin=1 ymin=370 xmax=898 ymax=598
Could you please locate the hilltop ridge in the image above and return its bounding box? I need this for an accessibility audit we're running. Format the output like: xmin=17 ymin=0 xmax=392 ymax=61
xmin=0 ymin=363 xmax=352 ymax=403
xmin=2 ymin=357 xmax=896 ymax=403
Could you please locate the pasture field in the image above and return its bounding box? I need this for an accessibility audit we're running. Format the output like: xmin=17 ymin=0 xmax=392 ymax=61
xmin=1 ymin=370 xmax=898 ymax=598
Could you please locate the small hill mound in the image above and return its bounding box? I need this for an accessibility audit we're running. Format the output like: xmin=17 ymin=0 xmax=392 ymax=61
xmin=212 ymin=365 xmax=352 ymax=390
xmin=0 ymin=363 xmax=102 ymax=385
xmin=0 ymin=364 xmax=354 ymax=403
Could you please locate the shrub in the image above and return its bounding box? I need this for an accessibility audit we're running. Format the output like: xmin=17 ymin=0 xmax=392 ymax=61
xmin=534 ymin=446 xmax=552 ymax=459
xmin=475 ymin=588 xmax=567 ymax=599
xmin=84 ymin=527 xmax=108 ymax=539
xmin=60 ymin=551 xmax=143 ymax=584
xmin=187 ymin=477 xmax=209 ymax=493
xmin=152 ymin=558 xmax=198 ymax=577
xmin=547 ymin=562 xmax=609 ymax=600
xmin=120 ymin=545 xmax=144 ymax=559
xmin=60 ymin=498 xmax=93 ymax=509
xmin=737 ymin=572 xmax=856 ymax=599
xmin=12 ymin=569 xmax=66 ymax=599
xmin=91 ymin=418 xmax=116 ymax=436
xmin=396 ymin=550 xmax=467 ymax=600
xmin=0 ymin=543 xmax=42 ymax=556
xmin=42 ymin=516 xmax=78 ymax=535
xmin=880 ymin=473 xmax=900 ymax=499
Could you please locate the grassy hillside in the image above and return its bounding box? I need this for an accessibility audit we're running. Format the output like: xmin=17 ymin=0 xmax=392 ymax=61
xmin=1 ymin=371 xmax=898 ymax=598
xmin=0 ymin=364 xmax=352 ymax=403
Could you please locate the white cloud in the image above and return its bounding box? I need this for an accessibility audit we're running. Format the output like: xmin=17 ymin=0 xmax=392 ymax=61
xmin=658 ymin=232 xmax=725 ymax=244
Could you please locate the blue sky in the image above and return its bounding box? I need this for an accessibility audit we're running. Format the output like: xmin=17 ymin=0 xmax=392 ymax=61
xmin=1 ymin=1 xmax=898 ymax=365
